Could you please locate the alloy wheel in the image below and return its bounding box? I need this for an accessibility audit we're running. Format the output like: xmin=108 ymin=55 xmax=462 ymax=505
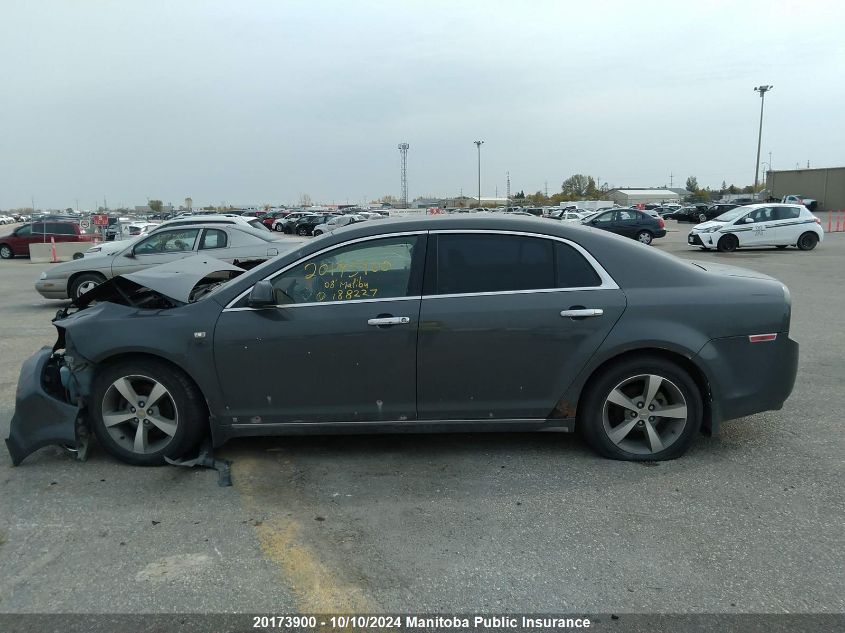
xmin=637 ymin=231 xmax=653 ymax=245
xmin=601 ymin=374 xmax=688 ymax=455
xmin=101 ymin=375 xmax=179 ymax=454
xmin=75 ymin=279 xmax=100 ymax=298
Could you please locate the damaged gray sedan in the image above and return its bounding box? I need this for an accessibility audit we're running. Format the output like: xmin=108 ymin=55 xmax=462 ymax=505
xmin=6 ymin=215 xmax=799 ymax=467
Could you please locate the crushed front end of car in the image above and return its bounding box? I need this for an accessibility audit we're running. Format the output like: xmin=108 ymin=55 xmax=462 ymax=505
xmin=6 ymin=256 xmax=245 ymax=465
xmin=5 ymin=321 xmax=95 ymax=465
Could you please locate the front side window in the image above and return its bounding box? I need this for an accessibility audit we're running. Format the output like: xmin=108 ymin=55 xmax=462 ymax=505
xmin=200 ymin=229 xmax=228 ymax=250
xmin=16 ymin=224 xmax=33 ymax=236
xmin=593 ymin=212 xmax=614 ymax=223
xmin=746 ymin=207 xmax=774 ymax=223
xmin=134 ymin=229 xmax=200 ymax=254
xmin=434 ymin=234 xmax=554 ymax=295
xmin=269 ymin=236 xmax=421 ymax=305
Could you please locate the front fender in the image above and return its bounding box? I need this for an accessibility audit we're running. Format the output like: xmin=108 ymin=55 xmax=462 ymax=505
xmin=5 ymin=347 xmax=83 ymax=465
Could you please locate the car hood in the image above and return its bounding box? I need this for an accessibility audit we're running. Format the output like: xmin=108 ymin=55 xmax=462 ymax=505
xmin=85 ymin=239 xmax=133 ymax=256
xmin=691 ymin=220 xmax=727 ymax=231
xmin=76 ymin=255 xmax=245 ymax=307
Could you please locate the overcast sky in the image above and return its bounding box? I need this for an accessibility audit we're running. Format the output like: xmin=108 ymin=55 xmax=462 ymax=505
xmin=2 ymin=0 xmax=844 ymax=209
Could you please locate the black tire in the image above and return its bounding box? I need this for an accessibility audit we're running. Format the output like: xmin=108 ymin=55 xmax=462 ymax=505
xmin=717 ymin=234 xmax=738 ymax=252
xmin=636 ymin=230 xmax=653 ymax=245
xmin=578 ymin=356 xmax=703 ymax=461
xmin=0 ymin=244 xmax=13 ymax=259
xmin=313 ymin=229 xmax=323 ymax=236
xmin=797 ymin=232 xmax=819 ymax=251
xmin=273 ymin=224 xmax=284 ymax=232
xmin=297 ymin=227 xmax=308 ymax=236
xmin=69 ymin=272 xmax=106 ymax=302
xmin=699 ymin=213 xmax=707 ymax=222
xmin=90 ymin=358 xmax=207 ymax=466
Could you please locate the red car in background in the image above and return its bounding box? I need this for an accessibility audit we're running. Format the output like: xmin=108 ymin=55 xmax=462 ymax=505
xmin=260 ymin=210 xmax=289 ymax=228
xmin=0 ymin=220 xmax=95 ymax=259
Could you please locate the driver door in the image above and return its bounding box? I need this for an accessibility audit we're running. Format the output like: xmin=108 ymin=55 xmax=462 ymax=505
xmin=740 ymin=206 xmax=776 ymax=246
xmin=110 ymin=228 xmax=201 ymax=276
xmin=213 ymin=234 xmax=426 ymax=425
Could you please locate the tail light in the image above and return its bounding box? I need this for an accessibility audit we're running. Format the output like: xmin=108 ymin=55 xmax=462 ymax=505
xmin=658 ymin=217 xmax=665 ymax=229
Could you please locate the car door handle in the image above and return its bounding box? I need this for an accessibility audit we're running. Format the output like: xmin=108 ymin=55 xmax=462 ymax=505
xmin=560 ymin=308 xmax=604 ymax=318
xmin=367 ymin=316 xmax=411 ymax=326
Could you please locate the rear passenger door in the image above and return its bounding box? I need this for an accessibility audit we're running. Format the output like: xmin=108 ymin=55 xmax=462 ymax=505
xmin=416 ymin=231 xmax=627 ymax=421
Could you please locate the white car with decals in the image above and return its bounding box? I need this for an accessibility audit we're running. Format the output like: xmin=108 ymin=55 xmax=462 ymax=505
xmin=687 ymin=203 xmax=823 ymax=252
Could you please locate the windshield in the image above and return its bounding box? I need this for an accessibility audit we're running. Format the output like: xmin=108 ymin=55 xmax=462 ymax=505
xmin=248 ymin=219 xmax=270 ymax=231
xmin=714 ymin=206 xmax=752 ymax=222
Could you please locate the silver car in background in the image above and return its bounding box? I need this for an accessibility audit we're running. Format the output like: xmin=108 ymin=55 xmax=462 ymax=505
xmin=36 ymin=222 xmax=301 ymax=302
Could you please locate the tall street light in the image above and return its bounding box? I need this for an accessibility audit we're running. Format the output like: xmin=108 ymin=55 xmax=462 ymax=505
xmin=753 ymin=85 xmax=773 ymax=191
xmin=474 ymin=140 xmax=484 ymax=207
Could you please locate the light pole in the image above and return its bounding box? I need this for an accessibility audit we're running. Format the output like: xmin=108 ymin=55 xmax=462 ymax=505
xmin=753 ymin=85 xmax=773 ymax=191
xmin=474 ymin=140 xmax=484 ymax=208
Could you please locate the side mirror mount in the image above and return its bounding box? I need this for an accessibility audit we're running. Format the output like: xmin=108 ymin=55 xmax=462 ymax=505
xmin=248 ymin=280 xmax=276 ymax=308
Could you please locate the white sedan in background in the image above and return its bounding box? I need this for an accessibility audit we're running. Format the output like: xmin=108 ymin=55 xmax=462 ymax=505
xmin=688 ymin=203 xmax=823 ymax=252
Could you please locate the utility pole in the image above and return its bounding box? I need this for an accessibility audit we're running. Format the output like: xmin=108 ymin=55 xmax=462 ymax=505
xmin=753 ymin=85 xmax=773 ymax=191
xmin=670 ymin=172 xmax=674 ymax=188
xmin=474 ymin=140 xmax=484 ymax=208
xmin=398 ymin=143 xmax=409 ymax=208
xmin=544 ymin=181 xmax=549 ymax=198
xmin=506 ymin=171 xmax=511 ymax=209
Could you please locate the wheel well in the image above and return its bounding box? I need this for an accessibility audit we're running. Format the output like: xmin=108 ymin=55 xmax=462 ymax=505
xmin=577 ymin=348 xmax=713 ymax=434
xmin=93 ymin=352 xmax=210 ymax=419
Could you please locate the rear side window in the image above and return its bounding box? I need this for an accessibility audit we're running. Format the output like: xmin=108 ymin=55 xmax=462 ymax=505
xmin=775 ymin=206 xmax=800 ymax=220
xmin=434 ymin=234 xmax=554 ymax=295
xmin=556 ymin=243 xmax=601 ymax=288
xmin=200 ymin=229 xmax=228 ymax=250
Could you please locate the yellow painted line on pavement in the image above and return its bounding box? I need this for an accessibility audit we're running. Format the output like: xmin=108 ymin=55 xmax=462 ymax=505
xmin=234 ymin=456 xmax=376 ymax=614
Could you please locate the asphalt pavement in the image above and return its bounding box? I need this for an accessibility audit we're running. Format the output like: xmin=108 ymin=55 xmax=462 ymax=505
xmin=0 ymin=222 xmax=843 ymax=615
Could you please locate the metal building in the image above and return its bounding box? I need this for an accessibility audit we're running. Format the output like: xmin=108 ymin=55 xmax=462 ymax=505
xmin=766 ymin=167 xmax=845 ymax=212
xmin=606 ymin=188 xmax=682 ymax=206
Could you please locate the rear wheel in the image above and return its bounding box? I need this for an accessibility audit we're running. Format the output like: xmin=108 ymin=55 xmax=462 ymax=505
xmin=578 ymin=356 xmax=703 ymax=461
xmin=717 ymin=234 xmax=738 ymax=252
xmin=0 ymin=244 xmax=13 ymax=259
xmin=636 ymin=230 xmax=653 ymax=245
xmin=90 ymin=359 xmax=206 ymax=466
xmin=70 ymin=272 xmax=106 ymax=302
xmin=273 ymin=224 xmax=284 ymax=232
xmin=297 ymin=227 xmax=308 ymax=236
xmin=797 ymin=232 xmax=819 ymax=251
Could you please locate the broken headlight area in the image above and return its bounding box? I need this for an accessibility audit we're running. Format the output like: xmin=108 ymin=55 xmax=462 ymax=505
xmin=5 ymin=340 xmax=93 ymax=466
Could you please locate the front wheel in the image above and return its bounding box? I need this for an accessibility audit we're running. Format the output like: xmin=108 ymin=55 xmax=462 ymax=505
xmin=0 ymin=244 xmax=13 ymax=259
xmin=797 ymin=232 xmax=819 ymax=251
xmin=313 ymin=229 xmax=324 ymax=236
xmin=297 ymin=227 xmax=308 ymax=236
xmin=90 ymin=359 xmax=207 ymax=466
xmin=636 ymin=230 xmax=653 ymax=245
xmin=717 ymin=234 xmax=738 ymax=252
xmin=578 ymin=357 xmax=703 ymax=461
xmin=699 ymin=213 xmax=707 ymax=222
xmin=70 ymin=272 xmax=106 ymax=302
xmin=273 ymin=224 xmax=284 ymax=232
